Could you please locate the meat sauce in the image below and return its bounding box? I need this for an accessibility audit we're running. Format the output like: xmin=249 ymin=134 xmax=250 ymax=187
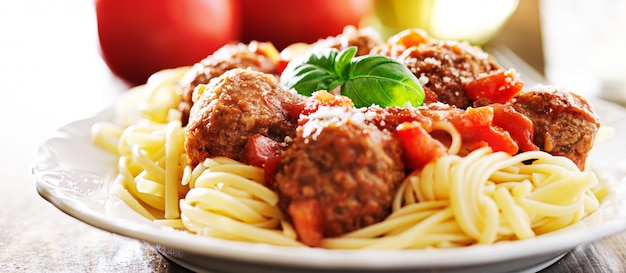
xmin=182 ymin=27 xmax=600 ymax=247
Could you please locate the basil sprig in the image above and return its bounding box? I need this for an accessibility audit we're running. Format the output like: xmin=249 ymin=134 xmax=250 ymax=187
xmin=280 ymin=47 xmax=425 ymax=108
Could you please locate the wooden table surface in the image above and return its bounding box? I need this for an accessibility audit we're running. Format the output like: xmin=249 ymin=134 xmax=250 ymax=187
xmin=1 ymin=1 xmax=625 ymax=272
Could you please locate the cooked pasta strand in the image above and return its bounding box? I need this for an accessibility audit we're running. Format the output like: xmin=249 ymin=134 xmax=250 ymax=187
xmin=91 ymin=66 xmax=603 ymax=251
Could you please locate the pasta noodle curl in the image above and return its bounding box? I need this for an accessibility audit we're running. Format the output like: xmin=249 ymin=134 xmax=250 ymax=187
xmin=91 ymin=67 xmax=602 ymax=250
xmin=323 ymin=148 xmax=599 ymax=249
xmin=180 ymin=158 xmax=303 ymax=246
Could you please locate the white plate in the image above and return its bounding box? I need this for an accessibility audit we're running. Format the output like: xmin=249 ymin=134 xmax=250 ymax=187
xmin=33 ymin=99 xmax=626 ymax=273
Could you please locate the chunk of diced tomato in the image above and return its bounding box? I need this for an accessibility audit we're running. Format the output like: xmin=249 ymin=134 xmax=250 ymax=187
xmin=396 ymin=122 xmax=448 ymax=170
xmin=462 ymin=126 xmax=519 ymax=155
xmin=492 ymin=104 xmax=539 ymax=152
xmin=448 ymin=106 xmax=494 ymax=134
xmin=388 ymin=28 xmax=429 ymax=48
xmin=465 ymin=69 xmax=523 ymax=104
xmin=446 ymin=106 xmax=521 ymax=155
xmin=288 ymin=199 xmax=324 ymax=247
xmin=244 ymin=134 xmax=282 ymax=169
xmin=263 ymin=155 xmax=281 ymax=187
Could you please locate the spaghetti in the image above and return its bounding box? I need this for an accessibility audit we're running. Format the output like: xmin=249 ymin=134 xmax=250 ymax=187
xmin=92 ymin=68 xmax=190 ymax=221
xmin=180 ymin=157 xmax=303 ymax=246
xmin=322 ymin=147 xmax=599 ymax=249
xmin=92 ymin=64 xmax=603 ymax=250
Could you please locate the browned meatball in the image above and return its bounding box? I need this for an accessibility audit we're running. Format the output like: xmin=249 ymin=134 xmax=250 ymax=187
xmin=400 ymin=40 xmax=501 ymax=108
xmin=374 ymin=34 xmax=501 ymax=108
xmin=185 ymin=68 xmax=304 ymax=167
xmin=178 ymin=42 xmax=279 ymax=125
xmin=511 ymin=86 xmax=600 ymax=170
xmin=313 ymin=26 xmax=384 ymax=56
xmin=273 ymin=106 xmax=406 ymax=246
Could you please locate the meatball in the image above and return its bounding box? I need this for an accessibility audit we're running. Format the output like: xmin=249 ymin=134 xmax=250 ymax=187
xmin=185 ymin=68 xmax=304 ymax=167
xmin=178 ymin=42 xmax=279 ymax=125
xmin=313 ymin=26 xmax=384 ymax=56
xmin=373 ymin=29 xmax=501 ymax=108
xmin=511 ymin=86 xmax=600 ymax=170
xmin=399 ymin=40 xmax=501 ymax=108
xmin=273 ymin=105 xmax=406 ymax=246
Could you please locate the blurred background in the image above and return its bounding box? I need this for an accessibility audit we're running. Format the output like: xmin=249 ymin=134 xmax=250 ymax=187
xmin=4 ymin=0 xmax=624 ymax=102
xmin=90 ymin=0 xmax=538 ymax=86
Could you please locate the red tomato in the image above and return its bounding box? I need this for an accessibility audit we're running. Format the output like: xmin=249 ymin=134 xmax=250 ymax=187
xmin=95 ymin=0 xmax=241 ymax=85
xmin=448 ymin=106 xmax=520 ymax=155
xmin=492 ymin=104 xmax=539 ymax=152
xmin=448 ymin=106 xmax=494 ymax=134
xmin=395 ymin=122 xmax=448 ymax=170
xmin=239 ymin=0 xmax=374 ymax=50
xmin=462 ymin=126 xmax=519 ymax=155
xmin=243 ymin=134 xmax=282 ymax=168
xmin=464 ymin=69 xmax=524 ymax=104
xmin=288 ymin=199 xmax=324 ymax=247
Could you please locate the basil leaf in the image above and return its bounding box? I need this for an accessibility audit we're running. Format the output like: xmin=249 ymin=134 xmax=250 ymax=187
xmin=280 ymin=46 xmax=424 ymax=108
xmin=280 ymin=47 xmax=345 ymax=96
xmin=333 ymin=46 xmax=356 ymax=79
xmin=343 ymin=55 xmax=425 ymax=108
